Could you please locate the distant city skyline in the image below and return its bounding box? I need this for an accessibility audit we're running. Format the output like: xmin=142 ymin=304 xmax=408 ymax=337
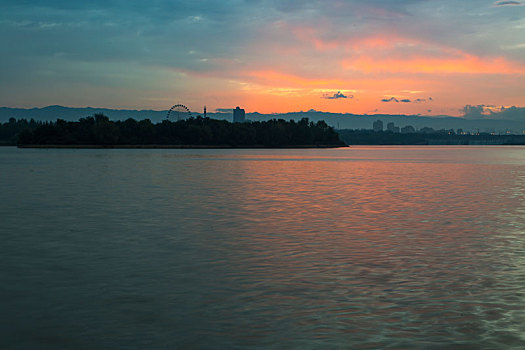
xmin=1 ymin=1 xmax=524 ymax=117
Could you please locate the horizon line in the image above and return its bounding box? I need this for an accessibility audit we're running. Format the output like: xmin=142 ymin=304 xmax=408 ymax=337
xmin=1 ymin=104 xmax=463 ymax=118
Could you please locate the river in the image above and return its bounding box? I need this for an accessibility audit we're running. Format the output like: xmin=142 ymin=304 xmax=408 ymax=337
xmin=1 ymin=146 xmax=524 ymax=349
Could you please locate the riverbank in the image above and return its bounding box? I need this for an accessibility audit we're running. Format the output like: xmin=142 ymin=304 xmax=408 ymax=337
xmin=18 ymin=144 xmax=347 ymax=149
xmin=337 ymin=129 xmax=525 ymax=146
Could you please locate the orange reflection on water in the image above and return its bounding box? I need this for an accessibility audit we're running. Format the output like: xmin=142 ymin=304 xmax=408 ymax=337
xmin=212 ymin=148 xmax=524 ymax=307
xmin=162 ymin=147 xmax=525 ymax=346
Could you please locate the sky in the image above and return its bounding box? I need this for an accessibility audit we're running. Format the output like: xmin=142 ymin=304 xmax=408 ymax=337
xmin=1 ymin=0 xmax=524 ymax=116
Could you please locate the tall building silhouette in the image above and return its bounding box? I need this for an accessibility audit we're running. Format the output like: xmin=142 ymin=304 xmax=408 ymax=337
xmin=373 ymin=120 xmax=383 ymax=132
xmin=233 ymin=107 xmax=245 ymax=123
xmin=401 ymin=125 xmax=416 ymax=133
xmin=386 ymin=122 xmax=400 ymax=133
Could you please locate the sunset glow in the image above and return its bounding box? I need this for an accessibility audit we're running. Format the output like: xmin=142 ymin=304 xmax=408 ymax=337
xmin=344 ymin=53 xmax=525 ymax=75
xmin=1 ymin=0 xmax=524 ymax=116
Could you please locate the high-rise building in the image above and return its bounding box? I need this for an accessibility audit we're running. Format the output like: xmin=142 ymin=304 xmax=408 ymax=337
xmin=233 ymin=106 xmax=245 ymax=123
xmin=401 ymin=125 xmax=416 ymax=133
xmin=373 ymin=120 xmax=383 ymax=132
xmin=387 ymin=122 xmax=395 ymax=132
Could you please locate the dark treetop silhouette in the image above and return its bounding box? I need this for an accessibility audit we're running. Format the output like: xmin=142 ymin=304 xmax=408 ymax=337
xmin=15 ymin=114 xmax=346 ymax=148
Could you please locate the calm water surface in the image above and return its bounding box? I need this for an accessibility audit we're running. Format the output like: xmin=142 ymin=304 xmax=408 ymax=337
xmin=1 ymin=146 xmax=524 ymax=349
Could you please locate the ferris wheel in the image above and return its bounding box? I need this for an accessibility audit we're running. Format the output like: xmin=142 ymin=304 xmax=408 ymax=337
xmin=166 ymin=104 xmax=192 ymax=121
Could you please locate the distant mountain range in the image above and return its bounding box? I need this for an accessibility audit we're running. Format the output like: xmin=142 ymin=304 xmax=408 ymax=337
xmin=0 ymin=105 xmax=167 ymax=123
xmin=1 ymin=105 xmax=524 ymax=133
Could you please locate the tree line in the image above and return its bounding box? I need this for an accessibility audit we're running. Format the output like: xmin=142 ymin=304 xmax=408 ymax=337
xmin=13 ymin=114 xmax=346 ymax=147
xmin=337 ymin=129 xmax=525 ymax=145
xmin=0 ymin=118 xmax=42 ymax=145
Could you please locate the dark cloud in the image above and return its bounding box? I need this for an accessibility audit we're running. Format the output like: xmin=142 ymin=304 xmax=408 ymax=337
xmin=462 ymin=104 xmax=485 ymax=119
xmin=383 ymin=97 xmax=427 ymax=103
xmin=215 ymin=108 xmax=233 ymax=113
xmin=323 ymin=91 xmax=352 ymax=99
xmin=491 ymin=106 xmax=525 ymax=120
xmin=493 ymin=1 xmax=523 ymax=6
xmin=463 ymin=104 xmax=525 ymax=120
xmin=381 ymin=97 xmax=399 ymax=103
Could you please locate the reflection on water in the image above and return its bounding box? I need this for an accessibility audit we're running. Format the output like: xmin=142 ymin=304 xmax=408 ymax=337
xmin=1 ymin=146 xmax=524 ymax=349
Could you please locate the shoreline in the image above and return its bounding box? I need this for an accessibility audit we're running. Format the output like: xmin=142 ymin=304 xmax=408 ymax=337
xmin=17 ymin=144 xmax=348 ymax=149
xmin=12 ymin=143 xmax=525 ymax=149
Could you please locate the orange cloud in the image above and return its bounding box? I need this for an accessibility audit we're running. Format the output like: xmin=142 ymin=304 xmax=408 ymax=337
xmin=343 ymin=54 xmax=525 ymax=74
xmin=288 ymin=27 xmax=525 ymax=75
xmin=247 ymin=70 xmax=348 ymax=88
xmin=288 ymin=23 xmax=420 ymax=53
xmin=161 ymin=28 xmax=525 ymax=116
xmin=244 ymin=69 xmax=438 ymax=92
xmin=228 ymin=69 xmax=437 ymax=114
xmin=313 ymin=35 xmax=420 ymax=52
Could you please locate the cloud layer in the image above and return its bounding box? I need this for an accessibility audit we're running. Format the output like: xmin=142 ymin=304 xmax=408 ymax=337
xmin=382 ymin=97 xmax=429 ymax=103
xmin=323 ymin=91 xmax=352 ymax=100
xmin=493 ymin=1 xmax=524 ymax=6
xmin=463 ymin=104 xmax=525 ymax=120
xmin=0 ymin=0 xmax=524 ymax=115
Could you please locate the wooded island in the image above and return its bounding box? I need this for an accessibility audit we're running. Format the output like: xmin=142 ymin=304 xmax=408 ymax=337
xmin=14 ymin=114 xmax=346 ymax=148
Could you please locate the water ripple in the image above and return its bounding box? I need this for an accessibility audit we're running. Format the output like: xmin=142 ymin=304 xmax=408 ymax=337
xmin=1 ymin=146 xmax=524 ymax=349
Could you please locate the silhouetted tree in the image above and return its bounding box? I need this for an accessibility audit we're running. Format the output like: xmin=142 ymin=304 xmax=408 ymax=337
xmin=15 ymin=115 xmax=346 ymax=147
